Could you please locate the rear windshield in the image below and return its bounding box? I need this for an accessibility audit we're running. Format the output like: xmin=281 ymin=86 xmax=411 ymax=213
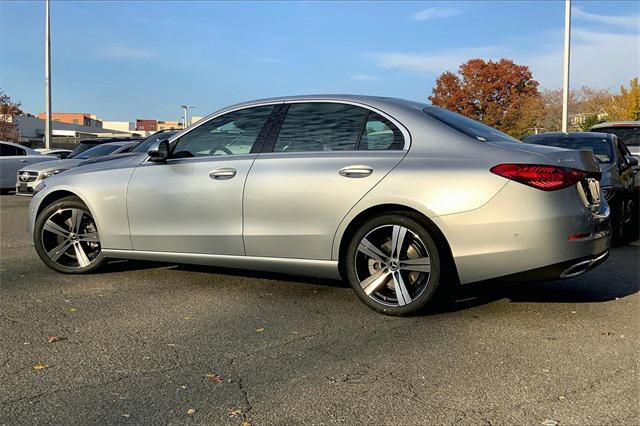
xmin=423 ymin=107 xmax=519 ymax=143
xmin=74 ymin=144 xmax=121 ymax=159
xmin=69 ymin=142 xmax=100 ymax=157
xmin=524 ymin=135 xmax=613 ymax=163
xmin=591 ymin=126 xmax=639 ymax=147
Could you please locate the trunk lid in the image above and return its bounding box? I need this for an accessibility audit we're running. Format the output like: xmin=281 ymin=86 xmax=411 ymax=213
xmin=488 ymin=141 xmax=600 ymax=173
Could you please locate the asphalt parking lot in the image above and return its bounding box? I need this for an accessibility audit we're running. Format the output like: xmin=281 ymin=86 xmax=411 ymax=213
xmin=1 ymin=195 xmax=638 ymax=425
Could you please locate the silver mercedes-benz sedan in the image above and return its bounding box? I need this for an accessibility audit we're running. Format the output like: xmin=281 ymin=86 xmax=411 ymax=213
xmin=27 ymin=95 xmax=610 ymax=315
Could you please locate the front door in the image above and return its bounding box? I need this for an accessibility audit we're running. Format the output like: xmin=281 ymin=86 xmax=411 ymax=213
xmin=126 ymin=104 xmax=276 ymax=255
xmin=243 ymin=102 xmax=408 ymax=260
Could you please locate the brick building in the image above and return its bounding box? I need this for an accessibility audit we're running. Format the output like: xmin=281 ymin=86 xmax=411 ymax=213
xmin=37 ymin=112 xmax=102 ymax=128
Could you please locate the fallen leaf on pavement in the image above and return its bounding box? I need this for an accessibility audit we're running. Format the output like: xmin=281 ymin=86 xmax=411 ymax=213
xmin=33 ymin=362 xmax=50 ymax=371
xmin=242 ymin=421 xmax=252 ymax=426
xmin=255 ymin=328 xmax=264 ymax=332
xmin=184 ymin=316 xmax=192 ymax=320
xmin=228 ymin=408 xmax=243 ymax=418
xmin=47 ymin=336 xmax=66 ymax=344
xmin=558 ymin=395 xmax=566 ymax=401
xmin=542 ymin=420 xmax=559 ymax=426
xmin=186 ymin=408 xmax=196 ymax=416
xmin=206 ymin=373 xmax=224 ymax=384
xmin=122 ymin=414 xmax=130 ymax=418
xmin=68 ymin=308 xmax=77 ymax=313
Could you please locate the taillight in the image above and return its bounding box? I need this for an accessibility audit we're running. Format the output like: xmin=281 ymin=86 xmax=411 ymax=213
xmin=490 ymin=163 xmax=586 ymax=191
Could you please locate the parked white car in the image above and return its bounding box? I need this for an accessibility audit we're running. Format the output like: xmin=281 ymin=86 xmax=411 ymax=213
xmin=34 ymin=148 xmax=73 ymax=159
xmin=0 ymin=141 xmax=56 ymax=193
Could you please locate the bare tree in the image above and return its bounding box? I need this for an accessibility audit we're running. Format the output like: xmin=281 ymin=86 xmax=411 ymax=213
xmin=0 ymin=89 xmax=24 ymax=142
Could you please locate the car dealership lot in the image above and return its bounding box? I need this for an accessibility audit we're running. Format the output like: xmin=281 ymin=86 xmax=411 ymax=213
xmin=0 ymin=195 xmax=638 ymax=425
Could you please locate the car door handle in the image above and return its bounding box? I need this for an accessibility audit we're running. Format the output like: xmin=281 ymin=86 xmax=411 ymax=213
xmin=338 ymin=165 xmax=373 ymax=178
xmin=209 ymin=168 xmax=236 ymax=180
xmin=20 ymin=159 xmax=28 ymax=162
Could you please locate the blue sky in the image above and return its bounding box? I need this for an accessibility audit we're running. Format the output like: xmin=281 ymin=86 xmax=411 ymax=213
xmin=0 ymin=1 xmax=638 ymax=121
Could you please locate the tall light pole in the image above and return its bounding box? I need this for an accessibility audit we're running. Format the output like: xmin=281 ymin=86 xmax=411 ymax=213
xmin=181 ymin=105 xmax=194 ymax=128
xmin=44 ymin=0 xmax=52 ymax=148
xmin=561 ymin=0 xmax=571 ymax=133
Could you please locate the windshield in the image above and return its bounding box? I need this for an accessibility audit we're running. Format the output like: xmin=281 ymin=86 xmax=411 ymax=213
xmin=524 ymin=135 xmax=613 ymax=163
xmin=132 ymin=131 xmax=178 ymax=153
xmin=592 ymin=126 xmax=640 ymax=147
xmin=74 ymin=144 xmax=121 ymax=159
xmin=423 ymin=107 xmax=520 ymax=143
xmin=69 ymin=142 xmax=100 ymax=157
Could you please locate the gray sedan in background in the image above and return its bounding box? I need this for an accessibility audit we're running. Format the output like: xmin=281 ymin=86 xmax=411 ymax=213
xmin=27 ymin=95 xmax=610 ymax=315
xmin=0 ymin=141 xmax=56 ymax=192
xmin=16 ymin=140 xmax=139 ymax=196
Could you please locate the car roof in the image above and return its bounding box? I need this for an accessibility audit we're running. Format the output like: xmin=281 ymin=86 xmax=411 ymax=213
xmin=524 ymin=132 xmax=612 ymax=140
xmin=590 ymin=121 xmax=640 ymax=129
xmin=99 ymin=141 xmax=140 ymax=148
xmin=79 ymin=137 xmax=141 ymax=143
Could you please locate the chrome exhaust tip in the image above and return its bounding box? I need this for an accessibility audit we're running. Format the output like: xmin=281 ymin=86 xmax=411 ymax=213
xmin=560 ymin=251 xmax=609 ymax=279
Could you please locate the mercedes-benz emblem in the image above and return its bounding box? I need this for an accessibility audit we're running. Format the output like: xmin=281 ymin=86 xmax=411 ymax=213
xmin=19 ymin=172 xmax=30 ymax=182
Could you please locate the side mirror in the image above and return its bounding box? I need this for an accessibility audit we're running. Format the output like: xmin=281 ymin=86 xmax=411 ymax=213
xmin=147 ymin=139 xmax=170 ymax=162
xmin=625 ymin=155 xmax=638 ymax=168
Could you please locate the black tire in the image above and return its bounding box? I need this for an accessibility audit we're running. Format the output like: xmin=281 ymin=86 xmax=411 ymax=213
xmin=34 ymin=196 xmax=106 ymax=273
xmin=345 ymin=213 xmax=442 ymax=316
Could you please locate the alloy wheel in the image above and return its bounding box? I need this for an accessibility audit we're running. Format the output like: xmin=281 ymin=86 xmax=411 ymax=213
xmin=354 ymin=224 xmax=432 ymax=307
xmin=41 ymin=207 xmax=101 ymax=269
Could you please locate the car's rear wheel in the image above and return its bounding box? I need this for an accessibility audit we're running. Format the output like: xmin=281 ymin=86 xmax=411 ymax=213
xmin=34 ymin=196 xmax=105 ymax=273
xmin=345 ymin=214 xmax=441 ymax=316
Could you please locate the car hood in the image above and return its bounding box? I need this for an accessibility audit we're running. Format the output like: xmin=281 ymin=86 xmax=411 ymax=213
xmin=78 ymin=152 xmax=140 ymax=166
xmin=19 ymin=158 xmax=84 ymax=173
xmin=65 ymin=153 xmax=147 ymax=176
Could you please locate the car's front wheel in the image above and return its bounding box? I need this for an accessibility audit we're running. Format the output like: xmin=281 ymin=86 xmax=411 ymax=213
xmin=34 ymin=196 xmax=105 ymax=273
xmin=345 ymin=213 xmax=442 ymax=316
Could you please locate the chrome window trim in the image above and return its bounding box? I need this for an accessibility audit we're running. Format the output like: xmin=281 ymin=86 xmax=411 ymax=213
xmin=143 ymin=98 xmax=411 ymax=163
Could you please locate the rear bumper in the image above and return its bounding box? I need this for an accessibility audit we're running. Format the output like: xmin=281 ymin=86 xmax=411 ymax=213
xmin=435 ymin=181 xmax=611 ymax=284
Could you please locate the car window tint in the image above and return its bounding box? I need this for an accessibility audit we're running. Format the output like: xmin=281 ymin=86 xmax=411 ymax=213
xmin=359 ymin=112 xmax=404 ymax=150
xmin=173 ymin=105 xmax=274 ymax=157
xmin=76 ymin=144 xmax=121 ymax=159
xmin=0 ymin=143 xmax=18 ymax=156
xmin=274 ymin=103 xmax=368 ymax=152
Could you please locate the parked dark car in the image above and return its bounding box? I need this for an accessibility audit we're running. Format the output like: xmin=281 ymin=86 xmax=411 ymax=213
xmin=523 ymin=132 xmax=638 ymax=244
xmin=590 ymin=121 xmax=640 ymax=160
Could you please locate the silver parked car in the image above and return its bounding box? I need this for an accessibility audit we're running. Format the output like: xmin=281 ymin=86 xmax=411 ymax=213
xmin=16 ymin=141 xmax=139 ymax=196
xmin=27 ymin=95 xmax=610 ymax=315
xmin=0 ymin=141 xmax=56 ymax=192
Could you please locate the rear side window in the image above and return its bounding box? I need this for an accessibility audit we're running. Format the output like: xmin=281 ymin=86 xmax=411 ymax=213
xmin=0 ymin=143 xmax=18 ymax=156
xmin=359 ymin=112 xmax=404 ymax=150
xmin=274 ymin=103 xmax=367 ymax=152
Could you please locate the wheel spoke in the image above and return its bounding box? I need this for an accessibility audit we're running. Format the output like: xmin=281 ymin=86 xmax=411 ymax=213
xmin=390 ymin=225 xmax=407 ymax=259
xmin=392 ymin=271 xmax=412 ymax=306
xmin=78 ymin=231 xmax=99 ymax=242
xmin=400 ymin=257 xmax=431 ymax=273
xmin=358 ymin=237 xmax=389 ymax=263
xmin=70 ymin=209 xmax=84 ymax=233
xmin=47 ymin=239 xmax=72 ymax=262
xmin=43 ymin=219 xmax=70 ymax=237
xmin=73 ymin=242 xmax=91 ymax=267
xmin=360 ymin=268 xmax=391 ymax=295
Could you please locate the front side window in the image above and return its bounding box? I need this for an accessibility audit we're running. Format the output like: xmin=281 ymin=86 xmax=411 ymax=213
xmin=172 ymin=105 xmax=274 ymax=158
xmin=274 ymin=103 xmax=368 ymax=152
xmin=359 ymin=112 xmax=404 ymax=150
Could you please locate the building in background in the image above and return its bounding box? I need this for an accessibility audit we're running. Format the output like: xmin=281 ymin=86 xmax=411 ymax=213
xmin=9 ymin=115 xmax=129 ymax=147
xmin=37 ymin=112 xmax=102 ymax=128
xmin=136 ymin=119 xmax=158 ymax=132
xmin=157 ymin=120 xmax=183 ymax=131
xmin=102 ymin=121 xmax=135 ymax=133
xmin=189 ymin=116 xmax=205 ymax=126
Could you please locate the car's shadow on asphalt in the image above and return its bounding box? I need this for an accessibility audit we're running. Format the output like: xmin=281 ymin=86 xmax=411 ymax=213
xmin=100 ymin=245 xmax=640 ymax=314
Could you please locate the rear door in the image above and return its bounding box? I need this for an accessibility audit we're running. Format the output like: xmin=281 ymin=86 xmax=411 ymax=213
xmin=243 ymin=101 xmax=408 ymax=260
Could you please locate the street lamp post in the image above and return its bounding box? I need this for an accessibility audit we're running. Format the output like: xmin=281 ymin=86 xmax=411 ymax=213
xmin=44 ymin=0 xmax=52 ymax=148
xmin=181 ymin=105 xmax=195 ymax=129
xmin=561 ymin=0 xmax=571 ymax=133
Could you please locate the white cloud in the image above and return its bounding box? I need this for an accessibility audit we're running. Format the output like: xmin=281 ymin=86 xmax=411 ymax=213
xmin=369 ymin=28 xmax=639 ymax=90
xmin=572 ymin=6 xmax=640 ymax=29
xmin=351 ymin=74 xmax=379 ymax=81
xmin=98 ymin=46 xmax=154 ymax=60
xmin=412 ymin=7 xmax=462 ymax=21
